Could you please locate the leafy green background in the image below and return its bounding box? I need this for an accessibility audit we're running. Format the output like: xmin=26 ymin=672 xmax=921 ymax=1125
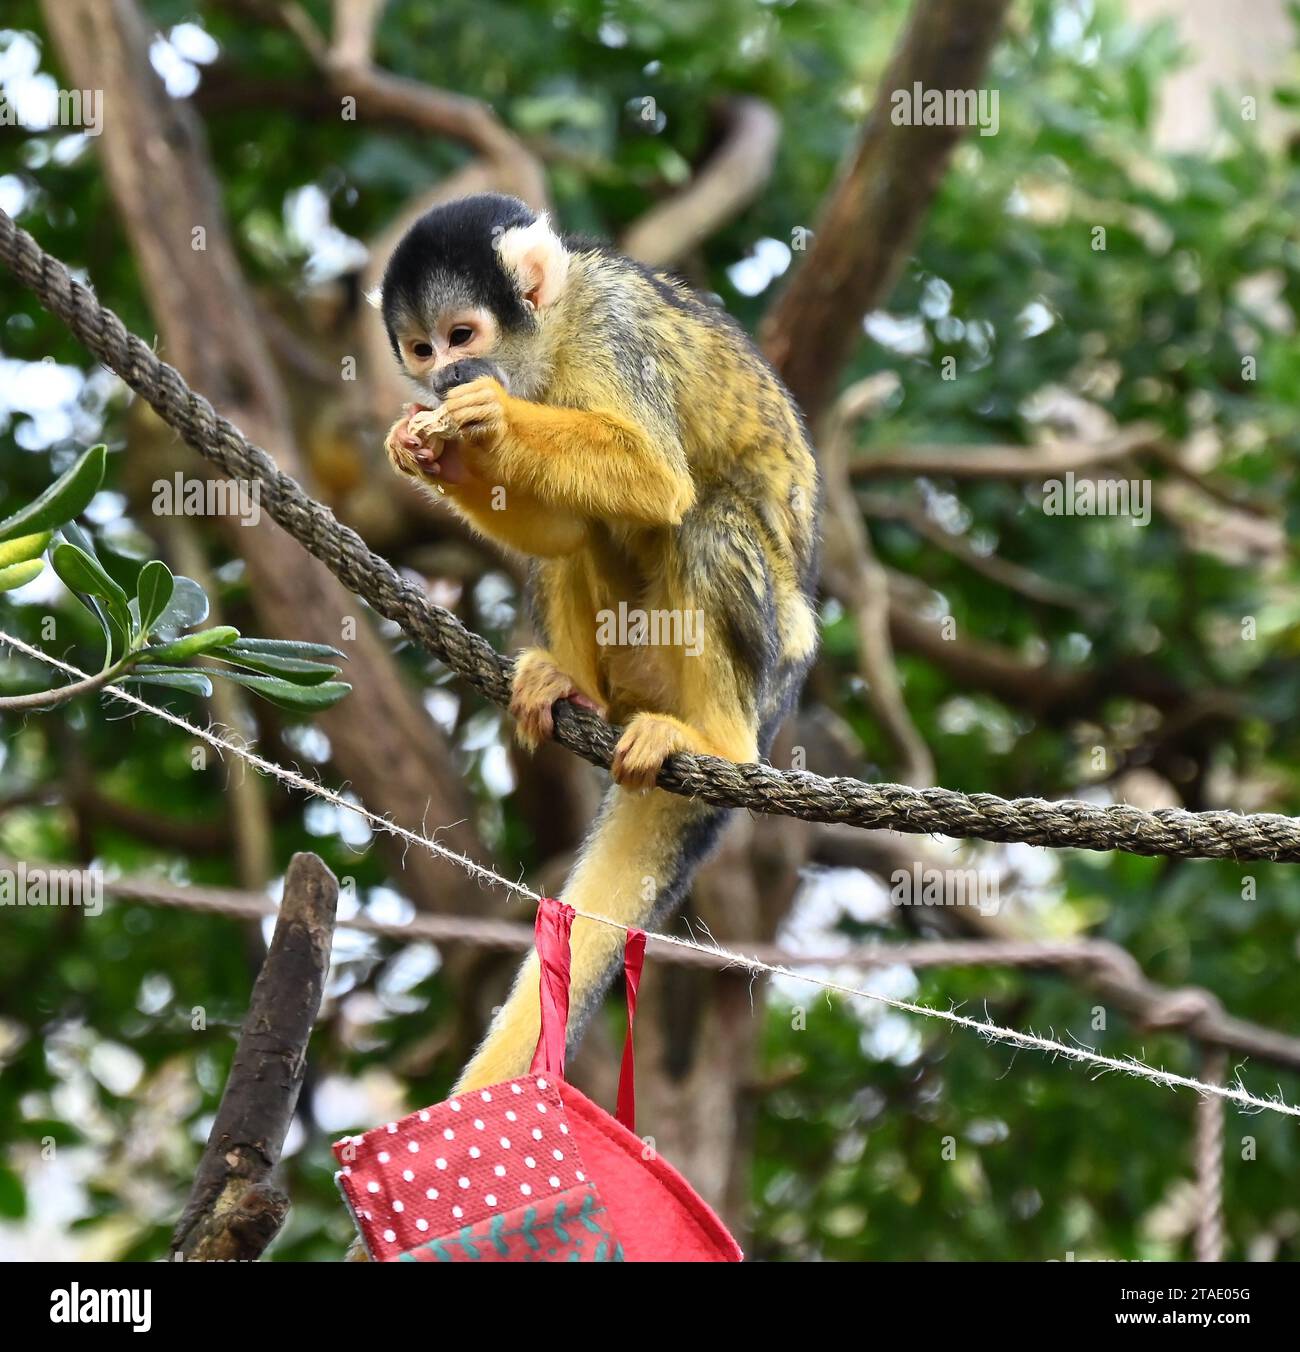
xmin=1 ymin=0 xmax=1299 ymax=1261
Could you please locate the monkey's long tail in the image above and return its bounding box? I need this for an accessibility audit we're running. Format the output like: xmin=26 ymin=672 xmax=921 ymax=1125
xmin=453 ymin=788 xmax=728 ymax=1093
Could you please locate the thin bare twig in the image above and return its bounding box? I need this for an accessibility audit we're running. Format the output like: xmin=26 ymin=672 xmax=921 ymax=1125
xmin=850 ymin=422 xmax=1164 ymax=480
xmin=820 ymin=375 xmax=935 ymax=785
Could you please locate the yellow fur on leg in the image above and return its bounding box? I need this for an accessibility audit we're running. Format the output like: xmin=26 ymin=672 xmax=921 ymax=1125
xmin=453 ymin=950 xmax=544 ymax=1093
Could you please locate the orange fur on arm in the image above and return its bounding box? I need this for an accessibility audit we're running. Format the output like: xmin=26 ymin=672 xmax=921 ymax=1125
xmin=447 ymin=478 xmax=588 ymax=557
xmin=489 ymin=397 xmax=695 ymax=527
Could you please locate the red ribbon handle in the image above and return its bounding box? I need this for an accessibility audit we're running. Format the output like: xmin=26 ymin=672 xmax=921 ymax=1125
xmin=616 ymin=929 xmax=647 ymax=1134
xmin=529 ymin=898 xmax=575 ymax=1078
xmin=528 ymin=897 xmax=647 ymax=1134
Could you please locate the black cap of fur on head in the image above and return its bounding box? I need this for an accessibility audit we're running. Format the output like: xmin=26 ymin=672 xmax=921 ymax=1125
xmin=378 ymin=194 xmax=539 ymax=356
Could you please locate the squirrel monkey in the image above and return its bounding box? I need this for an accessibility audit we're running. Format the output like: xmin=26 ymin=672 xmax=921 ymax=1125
xmin=375 ymin=193 xmax=820 ymax=1093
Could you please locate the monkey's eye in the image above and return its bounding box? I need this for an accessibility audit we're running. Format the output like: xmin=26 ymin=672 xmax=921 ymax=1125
xmin=448 ymin=325 xmax=474 ymax=347
xmin=411 ymin=341 xmax=434 ymax=360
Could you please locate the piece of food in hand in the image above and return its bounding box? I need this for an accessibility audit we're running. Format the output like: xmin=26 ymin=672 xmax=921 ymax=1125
xmin=405 ymin=409 xmax=475 ymax=483
xmin=408 ymin=407 xmax=456 ymax=441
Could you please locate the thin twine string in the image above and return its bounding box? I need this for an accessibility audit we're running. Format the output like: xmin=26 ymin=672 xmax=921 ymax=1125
xmin=4 ymin=628 xmax=1298 ymax=1121
xmin=0 ymin=631 xmax=533 ymax=902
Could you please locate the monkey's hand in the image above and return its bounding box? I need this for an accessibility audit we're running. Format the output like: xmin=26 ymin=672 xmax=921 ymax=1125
xmin=385 ymin=403 xmax=443 ymax=476
xmin=441 ymin=377 xmax=510 ymax=452
xmin=386 ymin=402 xmax=482 ymax=488
xmin=510 ymin=648 xmax=605 ymax=751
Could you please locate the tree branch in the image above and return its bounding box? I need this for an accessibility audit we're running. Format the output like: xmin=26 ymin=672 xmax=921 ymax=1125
xmin=0 ymin=661 xmax=126 ymax=711
xmin=620 ymin=97 xmax=780 ymax=268
xmin=820 ymin=375 xmax=935 ymax=784
xmin=63 ymin=854 xmax=1300 ymax=1077
xmin=850 ymin=421 xmax=1164 ymax=480
xmin=760 ymin=0 xmax=1011 ymax=421
xmin=859 ymin=490 xmax=1105 ymax=616
xmin=327 ymin=0 xmax=386 ymax=71
xmin=246 ymin=0 xmax=548 ymax=209
xmin=807 ymin=826 xmax=1300 ymax=1073
xmin=170 ymin=851 xmax=337 ymax=1260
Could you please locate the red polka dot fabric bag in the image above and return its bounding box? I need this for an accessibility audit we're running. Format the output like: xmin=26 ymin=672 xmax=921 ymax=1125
xmin=333 ymin=898 xmax=743 ymax=1262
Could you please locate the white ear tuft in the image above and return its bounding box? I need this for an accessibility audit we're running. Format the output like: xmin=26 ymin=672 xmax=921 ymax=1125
xmin=497 ymin=214 xmax=569 ymax=310
xmin=363 ymin=283 xmax=384 ymax=310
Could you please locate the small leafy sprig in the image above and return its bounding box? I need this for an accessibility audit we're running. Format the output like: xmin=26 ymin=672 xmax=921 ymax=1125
xmin=0 ymin=445 xmax=351 ymax=713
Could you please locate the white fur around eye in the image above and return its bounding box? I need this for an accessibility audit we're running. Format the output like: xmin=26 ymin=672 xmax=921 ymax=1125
xmin=497 ymin=215 xmax=569 ymax=309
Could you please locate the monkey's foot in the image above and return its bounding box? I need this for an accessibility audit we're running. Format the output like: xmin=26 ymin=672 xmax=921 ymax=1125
xmin=510 ymin=649 xmax=604 ymax=750
xmin=610 ymin=713 xmax=698 ymax=791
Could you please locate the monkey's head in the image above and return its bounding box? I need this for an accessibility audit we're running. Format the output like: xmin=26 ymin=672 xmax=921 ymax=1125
xmin=370 ymin=193 xmax=570 ymax=401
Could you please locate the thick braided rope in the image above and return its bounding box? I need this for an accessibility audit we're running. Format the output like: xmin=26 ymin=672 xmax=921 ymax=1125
xmin=6 ymin=206 xmax=1300 ymax=861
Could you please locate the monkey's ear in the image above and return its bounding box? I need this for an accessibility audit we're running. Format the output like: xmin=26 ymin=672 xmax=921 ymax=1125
xmin=364 ymin=284 xmax=384 ymax=310
xmin=498 ymin=215 xmax=569 ymax=310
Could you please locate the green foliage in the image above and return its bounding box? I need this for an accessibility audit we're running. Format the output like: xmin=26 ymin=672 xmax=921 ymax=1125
xmin=1 ymin=0 xmax=1298 ymax=1265
xmin=0 ymin=444 xmax=105 ymax=542
xmin=0 ymin=556 xmax=45 ymax=592
xmin=0 ymin=452 xmax=351 ymax=709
